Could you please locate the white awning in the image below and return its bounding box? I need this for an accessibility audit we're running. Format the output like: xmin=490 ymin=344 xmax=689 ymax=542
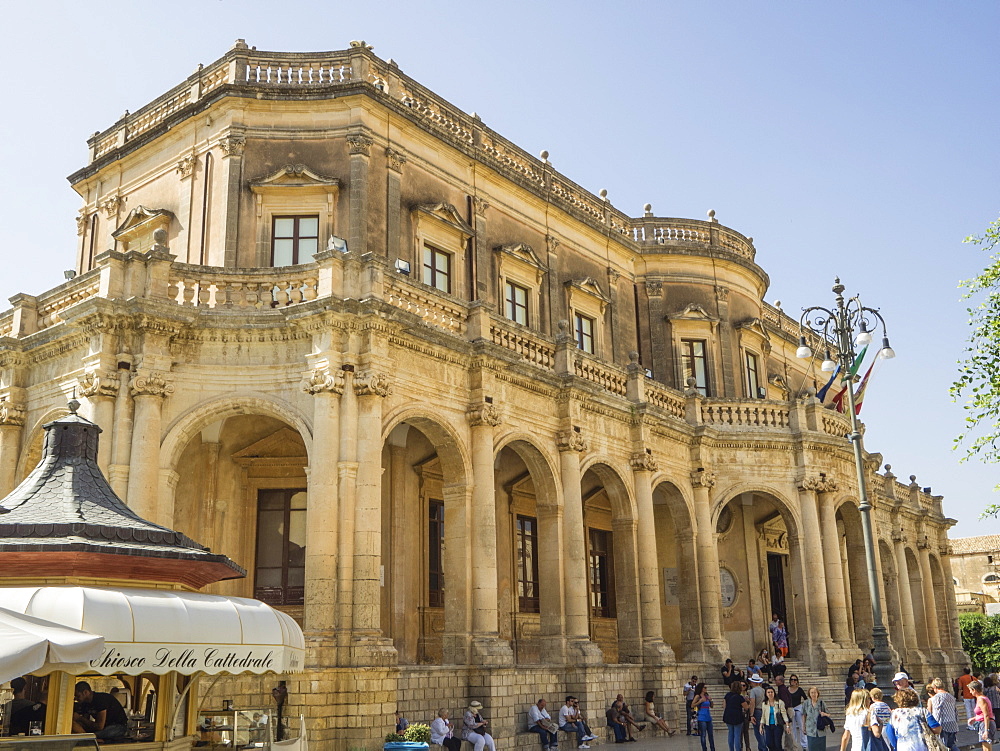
xmin=0 ymin=606 xmax=105 ymax=684
xmin=0 ymin=586 xmax=304 ymax=676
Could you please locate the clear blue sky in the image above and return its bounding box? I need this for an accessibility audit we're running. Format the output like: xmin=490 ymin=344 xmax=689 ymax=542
xmin=0 ymin=0 xmax=997 ymax=536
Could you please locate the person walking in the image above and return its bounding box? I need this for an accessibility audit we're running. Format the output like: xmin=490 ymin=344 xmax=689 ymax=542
xmin=749 ymin=675 xmax=768 ymax=751
xmin=694 ymin=683 xmax=717 ymax=751
xmin=781 ymin=675 xmax=806 ymax=749
xmin=969 ymin=680 xmax=996 ymax=751
xmin=685 ymin=676 xmax=701 ymax=736
xmin=723 ymin=681 xmax=750 ymax=751
xmin=840 ymin=689 xmax=870 ymax=751
xmin=888 ymin=688 xmax=931 ymax=751
xmin=464 ymin=701 xmax=497 ymax=751
xmin=801 ymin=687 xmax=831 ymax=751
xmin=928 ymin=678 xmax=960 ymax=751
xmin=643 ymin=691 xmax=676 ymax=737
xmin=740 ymin=680 xmax=754 ymax=751
xmin=958 ymin=669 xmax=976 ymax=723
xmin=773 ymin=621 xmax=789 ymax=658
xmin=759 ymin=686 xmax=792 ymax=751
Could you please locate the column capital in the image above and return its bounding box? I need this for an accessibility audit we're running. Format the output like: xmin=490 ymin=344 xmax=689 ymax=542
xmin=385 ymin=146 xmax=407 ymax=172
xmin=629 ymin=451 xmax=658 ymax=473
xmin=129 ymin=371 xmax=174 ymax=398
xmin=354 ymin=370 xmax=392 ymax=397
xmin=79 ymin=370 xmax=120 ymax=399
xmin=347 ymin=133 xmax=374 ymax=156
xmin=556 ymin=429 xmax=587 ymax=453
xmin=473 ymin=196 xmax=490 ymax=217
xmin=690 ymin=468 xmax=717 ymax=488
xmin=218 ymin=134 xmax=246 ymax=158
xmin=467 ymin=402 xmax=503 ymax=427
xmin=799 ymin=474 xmax=838 ymax=494
xmin=302 ymin=367 xmax=345 ymax=395
xmin=0 ymin=401 xmax=26 ymax=427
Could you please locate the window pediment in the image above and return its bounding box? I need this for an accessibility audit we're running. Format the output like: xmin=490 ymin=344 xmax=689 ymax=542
xmin=249 ymin=164 xmax=340 ymax=195
xmin=412 ymin=203 xmax=475 ymax=240
xmin=112 ymin=206 xmax=174 ymax=251
xmin=667 ymin=303 xmax=717 ymax=322
xmin=565 ymin=277 xmax=610 ymax=312
xmin=497 ymin=243 xmax=546 ymax=286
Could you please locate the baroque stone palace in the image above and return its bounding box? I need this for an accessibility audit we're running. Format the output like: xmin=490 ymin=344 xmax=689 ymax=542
xmin=0 ymin=40 xmax=965 ymax=749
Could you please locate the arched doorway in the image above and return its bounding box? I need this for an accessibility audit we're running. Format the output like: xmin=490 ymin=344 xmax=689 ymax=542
xmin=652 ymin=480 xmax=700 ymax=659
xmin=379 ymin=413 xmax=471 ymax=665
xmin=581 ymin=460 xmax=640 ymax=663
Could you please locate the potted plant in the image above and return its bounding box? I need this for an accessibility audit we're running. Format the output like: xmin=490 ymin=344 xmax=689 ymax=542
xmin=384 ymin=723 xmax=431 ymax=750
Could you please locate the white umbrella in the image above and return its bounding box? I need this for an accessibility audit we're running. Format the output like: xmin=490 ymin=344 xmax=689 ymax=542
xmin=0 ymin=606 xmax=105 ymax=684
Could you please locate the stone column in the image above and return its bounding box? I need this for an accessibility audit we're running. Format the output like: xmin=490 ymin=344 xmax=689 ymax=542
xmin=346 ymin=132 xmax=373 ymax=256
xmin=797 ymin=479 xmax=833 ymax=649
xmin=0 ymin=402 xmax=25 ymax=496
xmin=916 ymin=541 xmax=942 ymax=659
xmin=740 ymin=494 xmax=767 ymax=647
xmin=126 ymin=372 xmax=173 ymax=524
xmin=351 ymin=370 xmax=394 ymax=660
xmin=557 ymin=429 xmax=601 ymax=662
xmin=691 ymin=469 xmax=727 ymax=661
xmin=301 ymin=368 xmax=343 ymax=634
xmin=109 ymin=364 xmax=134 ymax=498
xmin=939 ymin=549 xmax=965 ymax=657
xmin=217 ymin=131 xmax=246 ymax=268
xmin=817 ymin=485 xmax=852 ymax=645
xmin=893 ymin=535 xmax=919 ymax=653
xmin=78 ymin=370 xmax=118 ymax=475
xmin=385 ymin=147 xmax=406 ymax=261
xmin=335 ymin=370 xmax=359 ymax=647
xmin=467 ymin=401 xmax=510 ymax=663
xmin=631 ymin=451 xmax=671 ymax=662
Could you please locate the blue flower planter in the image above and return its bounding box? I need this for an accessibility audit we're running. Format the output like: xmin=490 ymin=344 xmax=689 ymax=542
xmin=384 ymin=743 xmax=429 ymax=751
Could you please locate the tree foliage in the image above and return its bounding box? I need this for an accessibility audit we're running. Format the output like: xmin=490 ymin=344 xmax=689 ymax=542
xmin=959 ymin=612 xmax=1000 ymax=673
xmin=951 ymin=216 xmax=1000 ymax=518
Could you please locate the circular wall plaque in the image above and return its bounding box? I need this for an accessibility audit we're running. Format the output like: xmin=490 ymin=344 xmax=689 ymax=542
xmin=720 ymin=567 xmax=738 ymax=608
xmin=717 ymin=505 xmax=733 ymax=535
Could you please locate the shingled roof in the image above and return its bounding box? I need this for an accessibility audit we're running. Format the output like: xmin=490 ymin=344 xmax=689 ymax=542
xmin=0 ymin=401 xmax=245 ymax=588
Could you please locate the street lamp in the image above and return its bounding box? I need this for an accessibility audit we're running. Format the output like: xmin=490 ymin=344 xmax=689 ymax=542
xmin=796 ymin=278 xmax=896 ymax=689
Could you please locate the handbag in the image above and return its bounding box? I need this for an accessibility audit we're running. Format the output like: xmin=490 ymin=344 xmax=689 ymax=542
xmin=916 ymin=711 xmax=946 ymax=751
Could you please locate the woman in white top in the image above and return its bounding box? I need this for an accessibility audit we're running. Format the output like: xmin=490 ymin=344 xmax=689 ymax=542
xmin=644 ymin=691 xmax=677 ymax=736
xmin=431 ymin=709 xmax=463 ymax=751
xmin=888 ymin=688 xmax=929 ymax=751
xmin=840 ymin=689 xmax=871 ymax=751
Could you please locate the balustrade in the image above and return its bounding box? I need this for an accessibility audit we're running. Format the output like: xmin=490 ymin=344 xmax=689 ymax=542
xmin=489 ymin=320 xmax=555 ymax=369
xmin=34 ymin=271 xmax=102 ymax=331
xmin=166 ymin=264 xmax=319 ymax=310
xmin=644 ymin=381 xmax=686 ymax=420
xmin=385 ymin=277 xmax=466 ymax=335
xmin=701 ymin=399 xmax=791 ymax=428
xmin=573 ymin=355 xmax=628 ymax=397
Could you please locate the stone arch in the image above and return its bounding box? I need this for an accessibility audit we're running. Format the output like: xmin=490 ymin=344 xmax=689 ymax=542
xmin=835 ymin=498 xmax=871 ymax=649
xmin=710 ymin=482 xmax=801 ymax=537
xmin=161 ymin=392 xmax=314 ymax=471
xmin=493 ymin=432 xmax=562 ymax=508
xmin=904 ymin=546 xmax=928 ymax=644
xmin=379 ymin=406 xmax=473 ymax=665
xmin=15 ymin=407 xmax=69 ymax=483
xmin=652 ymin=478 xmax=700 ymax=659
xmin=580 ymin=455 xmax=636 ymax=521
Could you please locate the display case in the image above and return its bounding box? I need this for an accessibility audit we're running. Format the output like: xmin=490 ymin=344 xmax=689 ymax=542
xmin=0 ymin=734 xmax=99 ymax=751
xmin=197 ymin=709 xmax=273 ymax=748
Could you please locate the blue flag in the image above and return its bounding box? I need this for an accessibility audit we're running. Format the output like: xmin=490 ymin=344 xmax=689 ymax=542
xmin=816 ymin=365 xmax=841 ymax=401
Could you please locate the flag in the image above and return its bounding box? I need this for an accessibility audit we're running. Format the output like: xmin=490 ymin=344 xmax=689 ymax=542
xmin=831 ymin=384 xmax=848 ymax=413
xmin=816 ymin=365 xmax=841 ymax=402
xmin=845 ymin=345 xmax=868 ymax=380
xmin=853 ymin=361 xmax=876 ymax=415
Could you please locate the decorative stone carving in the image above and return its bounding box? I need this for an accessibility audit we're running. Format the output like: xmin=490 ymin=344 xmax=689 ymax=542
xmin=218 ymin=135 xmax=246 ymax=157
xmin=301 ymin=367 xmax=345 ymax=396
xmin=629 ymin=451 xmax=658 ymax=473
xmin=467 ymin=403 xmax=503 ymax=427
xmin=799 ymin=474 xmax=839 ymax=494
xmin=715 ymin=285 xmax=730 ymax=302
xmin=129 ymin=372 xmax=174 ymax=399
xmin=690 ymin=469 xmax=717 ymax=488
xmin=354 ymin=371 xmax=392 ymax=397
xmin=607 ymin=267 xmax=621 ymax=283
xmin=545 ymin=234 xmax=560 ymax=255
xmin=385 ymin=147 xmax=407 ymax=172
xmin=0 ymin=401 xmax=26 ymax=427
xmin=472 ymin=196 xmax=490 ymax=217
xmin=556 ymin=429 xmax=587 ymax=453
xmin=644 ymin=280 xmax=663 ymax=297
xmin=76 ymin=211 xmax=89 ymax=236
xmin=99 ymin=194 xmax=123 ymax=218
xmin=347 ymin=133 xmax=374 ymax=156
xmin=78 ymin=370 xmax=119 ymax=399
xmin=176 ymin=154 xmax=197 ymax=179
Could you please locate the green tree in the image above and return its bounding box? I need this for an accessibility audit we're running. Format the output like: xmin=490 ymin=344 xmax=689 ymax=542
xmin=959 ymin=612 xmax=1000 ymax=673
xmin=952 ymin=216 xmax=1000 ymax=518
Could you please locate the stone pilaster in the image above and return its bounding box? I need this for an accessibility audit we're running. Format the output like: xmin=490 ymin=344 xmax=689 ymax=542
xmin=109 ymin=365 xmax=134 ymax=499
xmin=78 ymin=369 xmax=119 ymax=475
xmin=217 ymin=131 xmax=246 ymax=268
xmin=892 ymin=531 xmax=921 ymax=660
xmin=347 ymin=131 xmax=373 ymax=256
xmin=0 ymin=400 xmax=26 ymax=497
xmin=301 ymin=368 xmax=344 ymax=638
xmin=938 ymin=547 xmax=968 ymax=664
xmin=691 ymin=468 xmax=727 ymax=661
xmin=797 ymin=476 xmax=835 ymax=668
xmin=630 ymin=451 xmax=672 ymax=664
xmin=385 ymin=147 xmax=405 ymax=262
xmin=816 ymin=485 xmax=852 ymax=646
xmin=557 ymin=428 xmax=602 ymax=663
xmin=126 ymin=371 xmax=173 ymax=524
xmin=916 ymin=537 xmax=946 ymax=669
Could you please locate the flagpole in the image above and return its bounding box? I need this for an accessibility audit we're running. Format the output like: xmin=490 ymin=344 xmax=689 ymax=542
xmin=797 ymin=278 xmax=897 ymax=691
xmin=831 ymin=281 xmax=895 ymax=691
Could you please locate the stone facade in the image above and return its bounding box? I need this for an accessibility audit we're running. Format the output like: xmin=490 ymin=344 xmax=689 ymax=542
xmin=949 ymin=534 xmax=1000 ymax=612
xmin=0 ymin=40 xmax=966 ymax=751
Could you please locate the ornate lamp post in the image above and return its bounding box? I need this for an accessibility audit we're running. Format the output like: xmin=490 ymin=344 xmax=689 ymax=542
xmin=796 ymin=278 xmax=897 ymax=688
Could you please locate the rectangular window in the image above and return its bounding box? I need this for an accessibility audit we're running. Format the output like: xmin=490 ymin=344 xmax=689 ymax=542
xmin=505 ymin=281 xmax=529 ymax=326
xmin=588 ymin=528 xmax=615 ymax=618
xmin=516 ymin=515 xmax=540 ymax=613
xmin=428 ymin=500 xmax=445 ymax=608
xmin=422 ymin=245 xmax=452 ymax=293
xmin=681 ymin=339 xmax=709 ymax=396
xmin=575 ymin=313 xmax=595 ymax=354
xmin=254 ymin=489 xmax=307 ymax=606
xmin=271 ymin=215 xmax=319 ymax=266
xmin=746 ymin=351 xmax=761 ymax=398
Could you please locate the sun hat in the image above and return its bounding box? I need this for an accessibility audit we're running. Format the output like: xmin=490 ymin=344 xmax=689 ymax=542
xmin=892 ymin=672 xmax=909 ymax=683
xmin=469 ymin=701 xmax=483 ymax=710
xmin=750 ymin=675 xmax=763 ymax=684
